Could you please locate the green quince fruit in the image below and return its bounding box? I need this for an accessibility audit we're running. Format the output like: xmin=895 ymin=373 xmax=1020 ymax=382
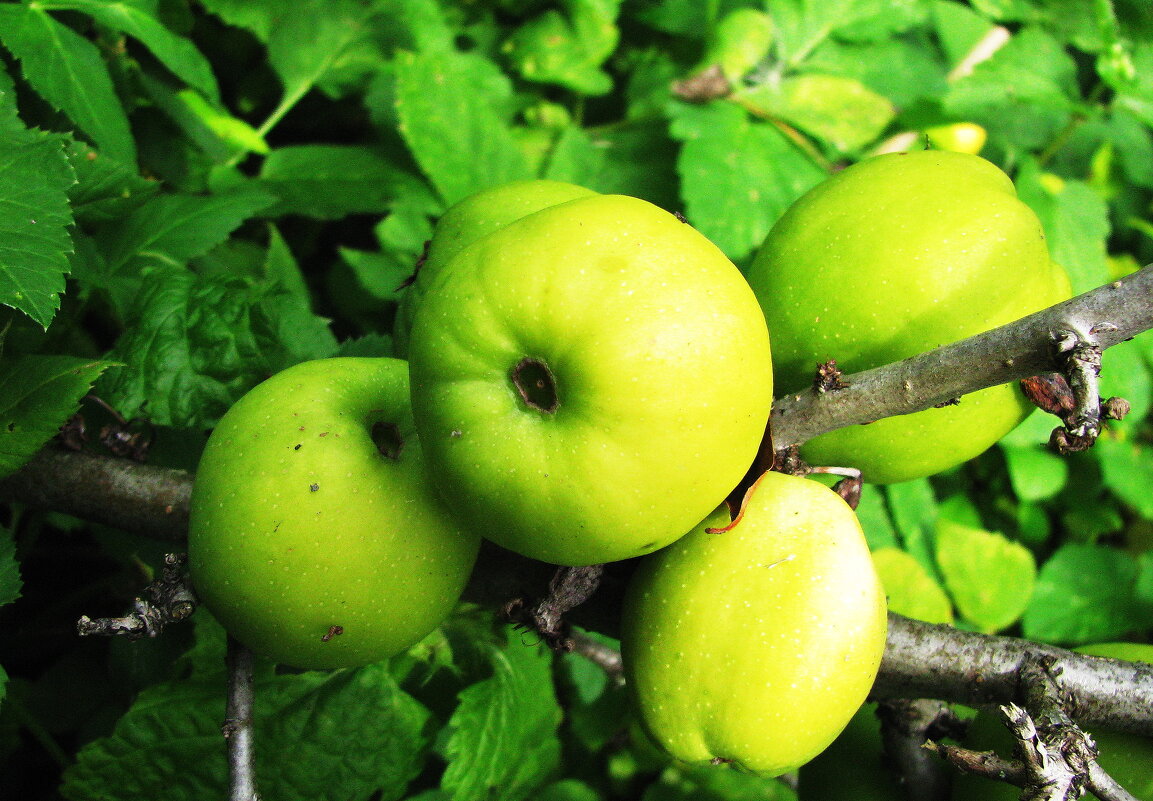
xmin=747 ymin=150 xmax=1071 ymax=483
xmin=407 ymin=194 xmax=773 ymax=566
xmin=393 ymin=179 xmax=597 ymax=356
xmin=189 ymin=357 xmax=480 ymax=669
xmin=621 ymin=470 xmax=888 ymax=776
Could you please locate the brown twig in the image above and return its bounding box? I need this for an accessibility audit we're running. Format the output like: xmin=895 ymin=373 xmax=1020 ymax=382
xmin=76 ymin=553 xmax=197 ymax=638
xmin=0 ymin=445 xmax=191 ymax=541
xmin=502 ymin=564 xmax=605 ymax=651
xmin=770 ymin=265 xmax=1153 ymax=451
xmin=877 ymin=699 xmax=960 ymax=801
xmin=925 ymin=657 xmax=1139 ymax=801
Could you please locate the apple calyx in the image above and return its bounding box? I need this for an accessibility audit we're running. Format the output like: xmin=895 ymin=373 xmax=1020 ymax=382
xmin=371 ymin=421 xmax=404 ymax=460
xmin=511 ymin=357 xmax=559 ymax=414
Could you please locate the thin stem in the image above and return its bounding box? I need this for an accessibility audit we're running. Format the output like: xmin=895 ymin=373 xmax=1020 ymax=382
xmin=225 ymin=637 xmax=260 ymax=801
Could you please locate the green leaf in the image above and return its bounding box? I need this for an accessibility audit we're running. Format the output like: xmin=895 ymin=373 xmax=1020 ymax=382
xmin=258 ymin=664 xmax=433 ymax=801
xmin=40 ymin=0 xmax=221 ymax=101
xmin=770 ymin=0 xmax=922 ymax=65
xmin=931 ymin=0 xmax=997 ymax=71
xmin=537 ymin=780 xmax=603 ymax=801
xmin=884 ymin=478 xmax=940 ymax=581
xmin=61 ymin=663 xmax=432 ymax=801
xmin=97 ymin=187 xmax=277 ymax=277
xmin=871 ymin=547 xmax=954 ymax=625
xmin=668 ymin=101 xmax=825 ymax=263
xmin=558 ymin=630 xmax=628 ymax=753
xmin=138 ymin=73 xmax=268 ymax=163
xmin=258 ymin=146 xmax=437 ymax=220
xmin=1114 ymin=42 xmax=1153 ymax=128
xmin=641 ymin=763 xmax=795 ymax=801
xmin=0 ymin=4 xmax=135 ymax=164
xmin=802 ymin=34 xmax=949 ymax=111
xmin=545 ymin=120 xmax=680 ymax=209
xmin=735 ymin=74 xmax=896 ymax=154
xmin=395 ymin=49 xmax=532 ymax=205
xmin=0 ymin=523 xmax=21 ymax=607
xmin=0 ymin=128 xmax=76 ymax=328
xmin=265 ymin=0 xmax=374 ymax=112
xmin=196 ymin=0 xmax=276 ymax=41
xmin=969 ymin=0 xmax=1123 ymax=55
xmin=60 ymin=679 xmax=226 ymax=801
xmin=263 ymin=224 xmax=310 ymax=306
xmin=1001 ymin=444 xmax=1069 ymax=502
xmin=502 ymin=0 xmax=621 ymax=95
xmin=339 ymin=249 xmax=411 ymax=302
xmin=98 ymin=269 xmax=337 ymax=428
xmin=441 ymin=627 xmax=563 ymax=801
xmin=1016 ymin=160 xmax=1112 ymax=294
xmin=1099 ymin=336 xmax=1153 ymax=427
xmin=0 ymin=356 xmax=114 ymax=478
xmin=856 ymin=486 xmax=899 ymax=550
xmin=628 ymin=0 xmax=717 ymax=36
xmin=936 ymin=520 xmax=1036 ymax=633
xmin=66 ymin=140 xmax=160 ymax=225
xmin=1023 ymin=543 xmax=1146 ymax=644
xmin=943 ymin=26 xmax=1076 ymax=152
xmin=1096 ymin=436 xmax=1153 ymax=521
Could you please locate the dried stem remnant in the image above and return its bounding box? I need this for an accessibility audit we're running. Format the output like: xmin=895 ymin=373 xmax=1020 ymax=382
xmin=502 ymin=564 xmax=605 ymax=651
xmin=926 ymin=656 xmax=1142 ymax=801
xmin=77 ymin=553 xmax=197 ymax=638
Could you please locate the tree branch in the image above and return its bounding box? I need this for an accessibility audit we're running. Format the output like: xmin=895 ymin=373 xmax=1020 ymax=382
xmin=874 ymin=614 xmax=1153 ymax=736
xmin=925 ymin=656 xmax=1142 ymax=801
xmin=0 ymin=445 xmax=190 ymax=541
xmin=224 ymin=636 xmax=260 ymax=801
xmin=770 ymin=265 xmax=1153 ymax=449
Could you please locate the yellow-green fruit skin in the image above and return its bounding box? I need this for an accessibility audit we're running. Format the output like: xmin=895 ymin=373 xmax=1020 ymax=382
xmin=620 ymin=471 xmax=888 ymax=776
xmin=408 ymin=194 xmax=773 ymax=566
xmin=393 ymin=179 xmax=598 ymax=357
xmin=747 ymin=150 xmax=1072 ymax=484
xmin=188 ymin=358 xmax=480 ymax=670
xmin=953 ymin=642 xmax=1153 ymax=801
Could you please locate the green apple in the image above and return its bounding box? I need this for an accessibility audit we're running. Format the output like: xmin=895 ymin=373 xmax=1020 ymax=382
xmin=620 ymin=470 xmax=888 ymax=777
xmin=188 ymin=357 xmax=480 ymax=670
xmin=393 ymin=179 xmax=598 ymax=357
xmin=407 ymin=194 xmax=773 ymax=566
xmin=747 ymin=150 xmax=1072 ymax=484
